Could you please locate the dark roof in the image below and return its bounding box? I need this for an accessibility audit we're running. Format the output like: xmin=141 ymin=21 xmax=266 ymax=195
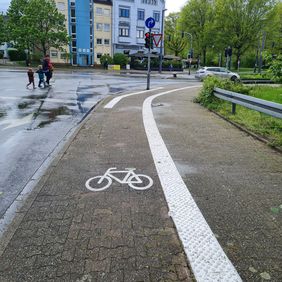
xmin=93 ymin=0 xmax=112 ymax=5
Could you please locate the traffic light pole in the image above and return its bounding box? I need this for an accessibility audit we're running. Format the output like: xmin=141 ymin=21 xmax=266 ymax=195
xmin=146 ymin=28 xmax=151 ymax=90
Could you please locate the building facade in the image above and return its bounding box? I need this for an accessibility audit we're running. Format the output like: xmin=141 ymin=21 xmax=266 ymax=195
xmin=93 ymin=0 xmax=112 ymax=64
xmin=52 ymin=0 xmax=165 ymax=66
xmin=112 ymin=0 xmax=165 ymax=55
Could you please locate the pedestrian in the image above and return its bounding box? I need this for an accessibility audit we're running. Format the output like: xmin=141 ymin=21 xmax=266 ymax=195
xmin=26 ymin=68 xmax=36 ymax=89
xmin=42 ymin=54 xmax=52 ymax=86
xmin=36 ymin=65 xmax=45 ymax=88
xmin=103 ymin=58 xmax=108 ymax=70
xmin=48 ymin=62 xmax=54 ymax=84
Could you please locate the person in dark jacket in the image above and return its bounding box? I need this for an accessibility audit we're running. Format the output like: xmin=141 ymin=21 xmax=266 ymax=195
xmin=26 ymin=68 xmax=36 ymax=89
xmin=42 ymin=54 xmax=52 ymax=86
xmin=36 ymin=65 xmax=45 ymax=88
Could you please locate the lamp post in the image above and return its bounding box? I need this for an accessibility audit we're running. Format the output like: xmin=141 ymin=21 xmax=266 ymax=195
xmin=182 ymin=32 xmax=193 ymax=75
xmin=159 ymin=8 xmax=167 ymax=73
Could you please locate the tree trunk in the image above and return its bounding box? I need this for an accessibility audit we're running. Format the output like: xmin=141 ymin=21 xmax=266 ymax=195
xmin=202 ymin=48 xmax=207 ymax=65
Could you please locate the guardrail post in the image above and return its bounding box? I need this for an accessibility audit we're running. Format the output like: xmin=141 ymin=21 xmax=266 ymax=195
xmin=232 ymin=103 xmax=236 ymax=114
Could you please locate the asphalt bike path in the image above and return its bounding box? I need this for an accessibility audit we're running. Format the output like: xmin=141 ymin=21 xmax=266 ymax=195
xmin=0 ymin=85 xmax=195 ymax=282
xmin=0 ymin=84 xmax=281 ymax=281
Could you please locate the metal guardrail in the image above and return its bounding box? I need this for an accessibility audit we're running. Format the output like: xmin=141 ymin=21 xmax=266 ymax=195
xmin=214 ymin=87 xmax=282 ymax=119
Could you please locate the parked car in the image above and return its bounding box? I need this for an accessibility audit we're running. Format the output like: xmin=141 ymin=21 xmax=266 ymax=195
xmin=195 ymin=67 xmax=240 ymax=81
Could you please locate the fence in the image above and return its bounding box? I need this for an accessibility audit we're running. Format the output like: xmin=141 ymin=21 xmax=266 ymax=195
xmin=213 ymin=87 xmax=282 ymax=119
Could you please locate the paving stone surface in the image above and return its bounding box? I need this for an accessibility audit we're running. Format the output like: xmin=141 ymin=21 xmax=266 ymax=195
xmin=1 ymin=84 xmax=281 ymax=282
xmin=153 ymin=89 xmax=282 ymax=281
xmin=0 ymin=85 xmax=194 ymax=281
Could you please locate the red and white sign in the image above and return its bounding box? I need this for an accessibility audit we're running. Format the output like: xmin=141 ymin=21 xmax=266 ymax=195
xmin=152 ymin=34 xmax=163 ymax=47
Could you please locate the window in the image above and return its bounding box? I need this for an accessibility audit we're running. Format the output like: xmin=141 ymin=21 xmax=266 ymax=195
xmin=141 ymin=0 xmax=157 ymax=4
xmin=60 ymin=52 xmax=66 ymax=59
xmin=119 ymin=27 xmax=129 ymax=37
xmin=104 ymin=24 xmax=110 ymax=32
xmin=51 ymin=51 xmax=58 ymax=58
xmin=72 ymin=40 xmax=76 ymax=47
xmin=104 ymin=9 xmax=110 ymax=16
xmin=97 ymin=53 xmax=102 ymax=59
xmin=96 ymin=23 xmax=103 ymax=31
xmin=71 ymin=8 xmax=75 ymax=18
xmin=153 ymin=12 xmax=160 ymax=22
xmin=104 ymin=39 xmax=110 ymax=45
xmin=119 ymin=7 xmax=130 ymax=18
xmin=96 ymin=7 xmax=103 ymax=15
xmin=71 ymin=25 xmax=76 ymax=34
xmin=138 ymin=10 xmax=145 ymax=20
xmin=137 ymin=29 xmax=144 ymax=38
xmin=97 ymin=39 xmax=102 ymax=45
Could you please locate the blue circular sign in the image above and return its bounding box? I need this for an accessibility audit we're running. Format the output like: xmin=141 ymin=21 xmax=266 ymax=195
xmin=145 ymin=17 xmax=155 ymax=29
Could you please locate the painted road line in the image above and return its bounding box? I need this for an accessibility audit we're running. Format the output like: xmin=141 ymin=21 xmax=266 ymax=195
xmin=143 ymin=86 xmax=242 ymax=282
xmin=104 ymin=87 xmax=163 ymax=109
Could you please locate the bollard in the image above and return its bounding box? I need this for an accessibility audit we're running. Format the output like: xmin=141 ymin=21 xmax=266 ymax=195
xmin=173 ymin=72 xmax=177 ymax=78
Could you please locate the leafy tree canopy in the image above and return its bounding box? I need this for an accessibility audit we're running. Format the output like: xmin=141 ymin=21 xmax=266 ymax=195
xmin=164 ymin=13 xmax=187 ymax=56
xmin=0 ymin=14 xmax=6 ymax=44
xmin=7 ymin=0 xmax=69 ymax=56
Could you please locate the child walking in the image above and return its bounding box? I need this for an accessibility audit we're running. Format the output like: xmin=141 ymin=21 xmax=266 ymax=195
xmin=36 ymin=65 xmax=45 ymax=88
xmin=26 ymin=68 xmax=36 ymax=89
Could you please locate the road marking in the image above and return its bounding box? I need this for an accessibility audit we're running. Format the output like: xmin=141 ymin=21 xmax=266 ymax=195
xmin=85 ymin=168 xmax=153 ymax=191
xmin=143 ymin=86 xmax=242 ymax=282
xmin=0 ymin=114 xmax=34 ymax=130
xmin=104 ymin=87 xmax=163 ymax=109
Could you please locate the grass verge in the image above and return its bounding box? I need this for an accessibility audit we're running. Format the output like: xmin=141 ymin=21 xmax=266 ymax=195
xmin=195 ymin=77 xmax=282 ymax=149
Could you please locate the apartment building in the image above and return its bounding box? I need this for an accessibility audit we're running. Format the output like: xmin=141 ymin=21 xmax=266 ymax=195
xmin=52 ymin=0 xmax=165 ymax=66
xmin=51 ymin=0 xmax=69 ymax=64
xmin=93 ymin=0 xmax=112 ymax=64
xmin=112 ymin=0 xmax=165 ymax=54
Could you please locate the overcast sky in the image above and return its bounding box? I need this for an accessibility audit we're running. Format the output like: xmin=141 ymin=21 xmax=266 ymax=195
xmin=0 ymin=0 xmax=187 ymax=14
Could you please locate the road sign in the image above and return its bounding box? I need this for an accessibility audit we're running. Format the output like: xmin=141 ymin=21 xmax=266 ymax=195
xmin=145 ymin=17 xmax=155 ymax=29
xmin=152 ymin=34 xmax=162 ymax=47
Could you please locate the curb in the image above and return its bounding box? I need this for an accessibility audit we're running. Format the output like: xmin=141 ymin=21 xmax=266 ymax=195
xmin=211 ymin=110 xmax=282 ymax=154
xmin=0 ymin=99 xmax=104 ymax=256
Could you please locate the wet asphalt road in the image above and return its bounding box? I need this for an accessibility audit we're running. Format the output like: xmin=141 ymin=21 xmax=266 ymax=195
xmin=0 ymin=69 xmax=184 ymax=218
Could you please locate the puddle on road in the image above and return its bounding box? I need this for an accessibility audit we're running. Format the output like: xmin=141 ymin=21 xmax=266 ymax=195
xmin=37 ymin=106 xmax=72 ymax=128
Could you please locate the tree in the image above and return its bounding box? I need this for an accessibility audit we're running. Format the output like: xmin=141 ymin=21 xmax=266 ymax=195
xmin=179 ymin=0 xmax=216 ymax=65
xmin=7 ymin=0 xmax=69 ymax=57
xmin=164 ymin=13 xmax=187 ymax=56
xmin=0 ymin=14 xmax=6 ymax=44
xmin=214 ymin=0 xmax=277 ymax=64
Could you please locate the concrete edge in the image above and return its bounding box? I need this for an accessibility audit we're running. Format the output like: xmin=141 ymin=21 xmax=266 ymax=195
xmin=0 ymin=98 xmax=107 ymax=257
xmin=210 ymin=110 xmax=282 ymax=154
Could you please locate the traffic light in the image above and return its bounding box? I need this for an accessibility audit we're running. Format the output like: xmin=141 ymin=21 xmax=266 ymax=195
xmin=145 ymin=32 xmax=150 ymax=49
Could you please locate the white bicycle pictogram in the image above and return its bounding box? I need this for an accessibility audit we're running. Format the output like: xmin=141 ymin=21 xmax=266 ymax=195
xmin=85 ymin=167 xmax=153 ymax=191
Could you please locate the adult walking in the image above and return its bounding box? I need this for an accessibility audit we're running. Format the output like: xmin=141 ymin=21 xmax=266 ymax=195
xmin=42 ymin=54 xmax=52 ymax=86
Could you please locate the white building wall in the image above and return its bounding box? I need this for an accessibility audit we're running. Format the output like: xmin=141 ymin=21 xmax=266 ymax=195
xmin=113 ymin=0 xmax=165 ymax=54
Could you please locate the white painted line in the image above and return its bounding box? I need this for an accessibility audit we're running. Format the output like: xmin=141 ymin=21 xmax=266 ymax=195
xmin=143 ymin=86 xmax=242 ymax=282
xmin=104 ymin=87 xmax=163 ymax=109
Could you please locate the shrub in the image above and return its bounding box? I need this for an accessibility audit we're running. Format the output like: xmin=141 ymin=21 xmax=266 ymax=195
xmin=113 ymin=53 xmax=128 ymax=67
xmin=7 ymin=49 xmax=26 ymax=61
xmin=100 ymin=54 xmax=113 ymax=66
xmin=195 ymin=76 xmax=251 ymax=109
xmin=263 ymin=52 xmax=282 ymax=83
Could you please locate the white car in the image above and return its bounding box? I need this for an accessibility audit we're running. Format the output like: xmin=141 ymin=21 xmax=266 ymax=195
xmin=195 ymin=67 xmax=240 ymax=81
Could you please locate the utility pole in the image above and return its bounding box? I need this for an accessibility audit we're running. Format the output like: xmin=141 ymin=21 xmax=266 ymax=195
xmin=159 ymin=9 xmax=167 ymax=73
xmin=258 ymin=31 xmax=266 ymax=74
xmin=146 ymin=29 xmax=152 ymax=90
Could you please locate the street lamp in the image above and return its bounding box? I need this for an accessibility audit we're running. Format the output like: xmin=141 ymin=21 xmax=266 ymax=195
xmin=182 ymin=32 xmax=193 ymax=75
xmin=159 ymin=8 xmax=167 ymax=73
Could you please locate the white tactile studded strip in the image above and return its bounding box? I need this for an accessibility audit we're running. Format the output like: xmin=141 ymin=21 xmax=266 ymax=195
xmin=143 ymin=86 xmax=242 ymax=282
xmin=104 ymin=87 xmax=163 ymax=109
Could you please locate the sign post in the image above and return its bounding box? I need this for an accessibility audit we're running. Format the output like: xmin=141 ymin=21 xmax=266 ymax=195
xmin=145 ymin=17 xmax=155 ymax=90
